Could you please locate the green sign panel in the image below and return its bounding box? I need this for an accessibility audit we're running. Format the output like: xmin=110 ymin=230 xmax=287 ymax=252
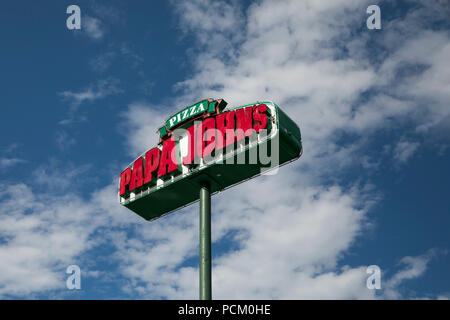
xmin=119 ymin=100 xmax=302 ymax=221
xmin=157 ymin=99 xmax=227 ymax=140
xmin=167 ymin=100 xmax=207 ymax=129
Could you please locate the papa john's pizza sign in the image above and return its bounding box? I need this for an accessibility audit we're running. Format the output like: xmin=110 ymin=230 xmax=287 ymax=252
xmin=119 ymin=99 xmax=302 ymax=221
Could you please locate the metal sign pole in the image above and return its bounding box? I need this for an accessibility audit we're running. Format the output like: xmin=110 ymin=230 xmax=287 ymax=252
xmin=199 ymin=183 xmax=212 ymax=300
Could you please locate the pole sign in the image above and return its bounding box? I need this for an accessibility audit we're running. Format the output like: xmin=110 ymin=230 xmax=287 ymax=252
xmin=118 ymin=99 xmax=302 ymax=221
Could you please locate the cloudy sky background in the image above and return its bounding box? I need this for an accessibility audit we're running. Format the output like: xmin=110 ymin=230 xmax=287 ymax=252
xmin=0 ymin=0 xmax=449 ymax=299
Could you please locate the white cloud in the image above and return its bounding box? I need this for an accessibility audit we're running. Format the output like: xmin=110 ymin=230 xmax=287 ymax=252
xmin=81 ymin=4 xmax=123 ymax=41
xmin=210 ymin=182 xmax=371 ymax=299
xmin=109 ymin=172 xmax=375 ymax=299
xmin=90 ymin=45 xmax=143 ymax=73
xmin=383 ymin=250 xmax=437 ymax=299
xmin=60 ymin=78 xmax=122 ymax=109
xmin=90 ymin=51 xmax=116 ymax=72
xmin=393 ymin=139 xmax=419 ymax=164
xmin=0 ymin=179 xmax=138 ymax=298
xmin=0 ymin=183 xmax=97 ymax=297
xmin=3 ymin=143 xmax=20 ymax=154
xmin=0 ymin=158 xmax=25 ymax=170
xmin=119 ymin=44 xmax=144 ymax=69
xmin=55 ymin=130 xmax=77 ymax=151
xmin=173 ymin=0 xmax=449 ymax=167
xmin=83 ymin=16 xmax=104 ymax=40
xmin=32 ymin=161 xmax=91 ymax=192
xmin=119 ymin=102 xmax=170 ymax=157
xmin=172 ymin=0 xmax=245 ymax=55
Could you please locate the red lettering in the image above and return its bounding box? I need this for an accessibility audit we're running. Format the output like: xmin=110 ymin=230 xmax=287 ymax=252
xmin=157 ymin=137 xmax=179 ymax=178
xmin=253 ymin=104 xmax=268 ymax=133
xmin=119 ymin=168 xmax=131 ymax=196
xmin=129 ymin=157 xmax=144 ymax=191
xmin=144 ymin=147 xmax=160 ymax=185
xmin=197 ymin=117 xmax=216 ymax=158
xmin=182 ymin=124 xmax=198 ymax=166
xmin=235 ymin=107 xmax=253 ymax=141
xmin=216 ymin=110 xmax=235 ymax=150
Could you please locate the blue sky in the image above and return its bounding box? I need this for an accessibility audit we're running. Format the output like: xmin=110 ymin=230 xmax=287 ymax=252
xmin=0 ymin=0 xmax=449 ymax=299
